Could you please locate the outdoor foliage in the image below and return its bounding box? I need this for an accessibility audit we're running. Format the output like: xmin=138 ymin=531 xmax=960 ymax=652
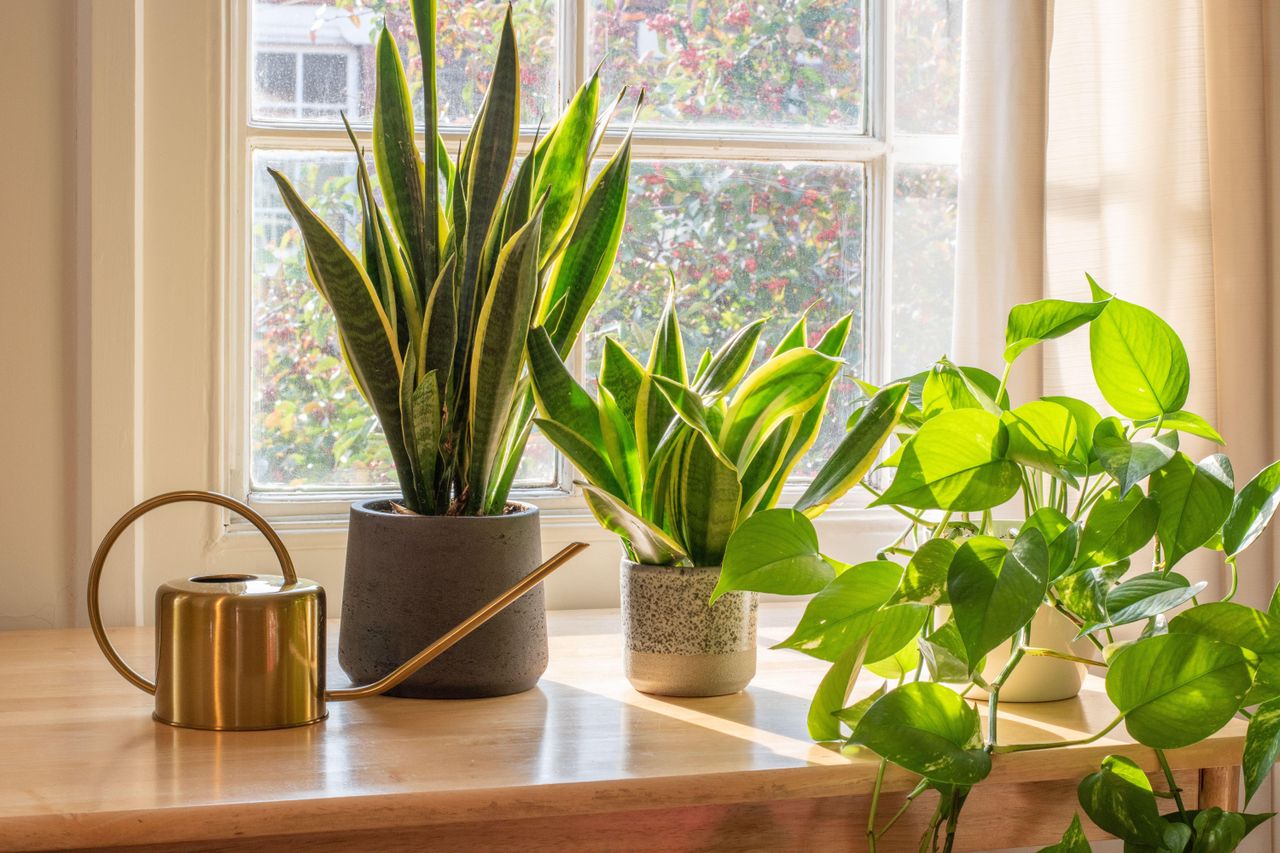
xmin=531 ymin=292 xmax=848 ymax=566
xmin=713 ymin=278 xmax=1280 ymax=852
xmin=590 ymin=0 xmax=864 ymax=128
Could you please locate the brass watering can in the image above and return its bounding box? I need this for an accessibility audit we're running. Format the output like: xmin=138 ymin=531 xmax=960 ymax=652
xmin=88 ymin=490 xmax=586 ymax=731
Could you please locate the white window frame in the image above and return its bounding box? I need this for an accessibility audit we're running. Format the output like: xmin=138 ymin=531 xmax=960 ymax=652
xmin=223 ymin=0 xmax=960 ymax=533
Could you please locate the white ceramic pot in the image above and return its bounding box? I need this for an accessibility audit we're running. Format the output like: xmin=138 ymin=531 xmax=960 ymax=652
xmin=972 ymin=605 xmax=1091 ymax=702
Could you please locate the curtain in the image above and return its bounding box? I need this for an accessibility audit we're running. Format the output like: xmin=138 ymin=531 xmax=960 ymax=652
xmin=955 ymin=2 xmax=1278 ymax=847
xmin=955 ymin=0 xmax=1277 ymax=601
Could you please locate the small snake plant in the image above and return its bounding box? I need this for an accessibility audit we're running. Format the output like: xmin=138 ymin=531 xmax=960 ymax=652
xmin=269 ymin=1 xmax=635 ymax=515
xmin=528 ymin=289 xmax=852 ymax=567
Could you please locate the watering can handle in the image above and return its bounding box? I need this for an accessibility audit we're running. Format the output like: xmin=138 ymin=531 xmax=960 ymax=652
xmin=87 ymin=490 xmax=297 ymax=695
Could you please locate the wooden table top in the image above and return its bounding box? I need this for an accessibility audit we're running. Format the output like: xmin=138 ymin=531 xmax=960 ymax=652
xmin=0 ymin=604 xmax=1245 ymax=851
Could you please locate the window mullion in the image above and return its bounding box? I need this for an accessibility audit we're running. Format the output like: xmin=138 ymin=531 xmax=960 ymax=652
xmin=559 ymin=0 xmax=587 ymax=103
xmin=871 ymin=0 xmax=893 ymax=387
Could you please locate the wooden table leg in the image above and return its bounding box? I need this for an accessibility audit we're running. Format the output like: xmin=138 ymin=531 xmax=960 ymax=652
xmin=1198 ymin=767 xmax=1241 ymax=811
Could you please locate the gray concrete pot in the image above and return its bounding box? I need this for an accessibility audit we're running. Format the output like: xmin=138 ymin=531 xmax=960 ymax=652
xmin=620 ymin=560 xmax=757 ymax=697
xmin=338 ymin=499 xmax=547 ymax=699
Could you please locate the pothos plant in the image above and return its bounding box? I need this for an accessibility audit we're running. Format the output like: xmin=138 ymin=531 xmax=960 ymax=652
xmin=713 ymin=276 xmax=1280 ymax=852
xmin=269 ymin=1 xmax=636 ymax=515
xmin=528 ymin=291 xmax=851 ymax=566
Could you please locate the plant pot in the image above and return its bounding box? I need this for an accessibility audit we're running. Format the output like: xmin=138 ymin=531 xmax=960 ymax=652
xmin=338 ymin=499 xmax=547 ymax=699
xmin=620 ymin=560 xmax=758 ymax=697
xmin=973 ymin=605 xmax=1090 ymax=702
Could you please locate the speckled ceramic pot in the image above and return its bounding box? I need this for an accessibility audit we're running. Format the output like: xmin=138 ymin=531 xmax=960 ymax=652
xmin=620 ymin=561 xmax=758 ymax=697
xmin=338 ymin=499 xmax=547 ymax=699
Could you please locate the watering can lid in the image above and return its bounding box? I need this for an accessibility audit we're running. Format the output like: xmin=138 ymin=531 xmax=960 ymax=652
xmin=159 ymin=573 xmax=323 ymax=597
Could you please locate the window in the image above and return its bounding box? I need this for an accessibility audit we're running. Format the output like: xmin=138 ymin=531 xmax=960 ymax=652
xmin=235 ymin=0 xmax=963 ymax=509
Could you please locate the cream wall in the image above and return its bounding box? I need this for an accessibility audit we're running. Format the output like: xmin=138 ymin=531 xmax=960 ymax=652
xmin=0 ymin=0 xmax=79 ymax=630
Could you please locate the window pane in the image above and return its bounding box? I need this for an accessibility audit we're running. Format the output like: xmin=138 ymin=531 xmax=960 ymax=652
xmin=590 ymin=0 xmax=865 ymax=130
xmin=300 ymin=53 xmax=349 ymax=107
xmin=587 ymin=160 xmax=865 ymax=475
xmin=895 ymin=0 xmax=963 ymax=134
xmin=891 ymin=164 xmax=958 ymax=377
xmin=249 ymin=149 xmax=556 ymax=491
xmin=255 ymin=51 xmax=296 ymax=106
xmin=251 ymin=0 xmax=557 ymax=127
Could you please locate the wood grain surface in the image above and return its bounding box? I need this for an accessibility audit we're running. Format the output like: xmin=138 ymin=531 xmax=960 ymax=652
xmin=0 ymin=605 xmax=1244 ymax=851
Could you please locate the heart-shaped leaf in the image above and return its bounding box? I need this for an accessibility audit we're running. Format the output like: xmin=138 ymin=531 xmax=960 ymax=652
xmin=1093 ymin=420 xmax=1179 ymax=496
xmin=1171 ymin=602 xmax=1280 ymax=709
xmin=1169 ymin=601 xmax=1280 ymax=651
xmin=1075 ymin=487 xmax=1159 ymax=571
xmin=919 ymin=620 xmax=975 ymax=683
xmin=1106 ymin=634 xmax=1251 ymax=749
xmin=712 ymin=509 xmax=834 ymax=602
xmin=899 ymin=538 xmax=958 ymax=604
xmin=865 ymin=603 xmax=930 ymax=663
xmin=922 ymin=358 xmax=1002 ymax=417
xmin=866 ymin=636 xmax=922 ymax=679
xmin=1189 ymin=807 xmax=1247 ymax=853
xmin=1036 ymin=813 xmax=1091 ymax=853
xmin=1078 ymin=754 xmax=1190 ymax=850
xmin=850 ymin=682 xmax=991 ymax=785
xmin=1023 ymin=507 xmax=1081 ymax=580
xmin=1005 ymin=298 xmax=1108 ymax=363
xmin=1089 ymin=296 xmax=1191 ymax=419
xmin=873 ymin=410 xmax=1021 ymax=512
xmin=1150 ymin=453 xmax=1234 ymax=570
xmin=1164 ymin=808 xmax=1274 ymax=850
xmin=1098 ymin=572 xmax=1204 ymax=631
xmin=835 ymin=683 xmax=887 ymax=727
xmin=808 ymin=640 xmax=867 ymax=741
xmin=776 ymin=560 xmax=903 ymax=661
xmin=1043 ymin=396 xmax=1102 ymax=462
xmin=1134 ymin=410 xmax=1225 ymax=444
xmin=1054 ymin=560 xmax=1129 ymax=632
xmin=948 ymin=530 xmax=1049 ymax=667
xmin=1243 ymin=698 xmax=1280 ymax=806
xmin=1002 ymin=400 xmax=1087 ymax=484
xmin=1223 ymin=459 xmax=1280 ymax=558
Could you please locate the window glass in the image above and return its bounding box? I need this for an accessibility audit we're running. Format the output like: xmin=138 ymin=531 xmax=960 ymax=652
xmin=590 ymin=0 xmax=865 ymax=130
xmin=251 ymin=0 xmax=558 ymax=127
xmin=895 ymin=0 xmax=964 ymax=134
xmin=890 ymin=164 xmax=958 ymax=377
xmin=300 ymin=53 xmax=349 ymax=108
xmin=254 ymin=51 xmax=296 ymax=107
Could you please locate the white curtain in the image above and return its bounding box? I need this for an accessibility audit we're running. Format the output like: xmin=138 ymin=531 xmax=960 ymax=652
xmin=955 ymin=0 xmax=1278 ymax=601
xmin=954 ymin=2 xmax=1279 ymax=847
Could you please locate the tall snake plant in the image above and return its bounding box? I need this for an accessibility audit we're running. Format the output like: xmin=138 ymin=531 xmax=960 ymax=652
xmin=528 ymin=291 xmax=851 ymax=567
xmin=269 ymin=1 xmax=635 ymax=515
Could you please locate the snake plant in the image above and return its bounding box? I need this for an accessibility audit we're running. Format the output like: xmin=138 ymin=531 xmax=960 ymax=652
xmin=269 ymin=1 xmax=635 ymax=515
xmin=528 ymin=290 xmax=850 ymax=566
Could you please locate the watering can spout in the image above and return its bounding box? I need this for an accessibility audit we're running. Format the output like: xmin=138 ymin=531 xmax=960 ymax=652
xmin=87 ymin=490 xmax=588 ymax=730
xmin=325 ymin=541 xmax=586 ymax=701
